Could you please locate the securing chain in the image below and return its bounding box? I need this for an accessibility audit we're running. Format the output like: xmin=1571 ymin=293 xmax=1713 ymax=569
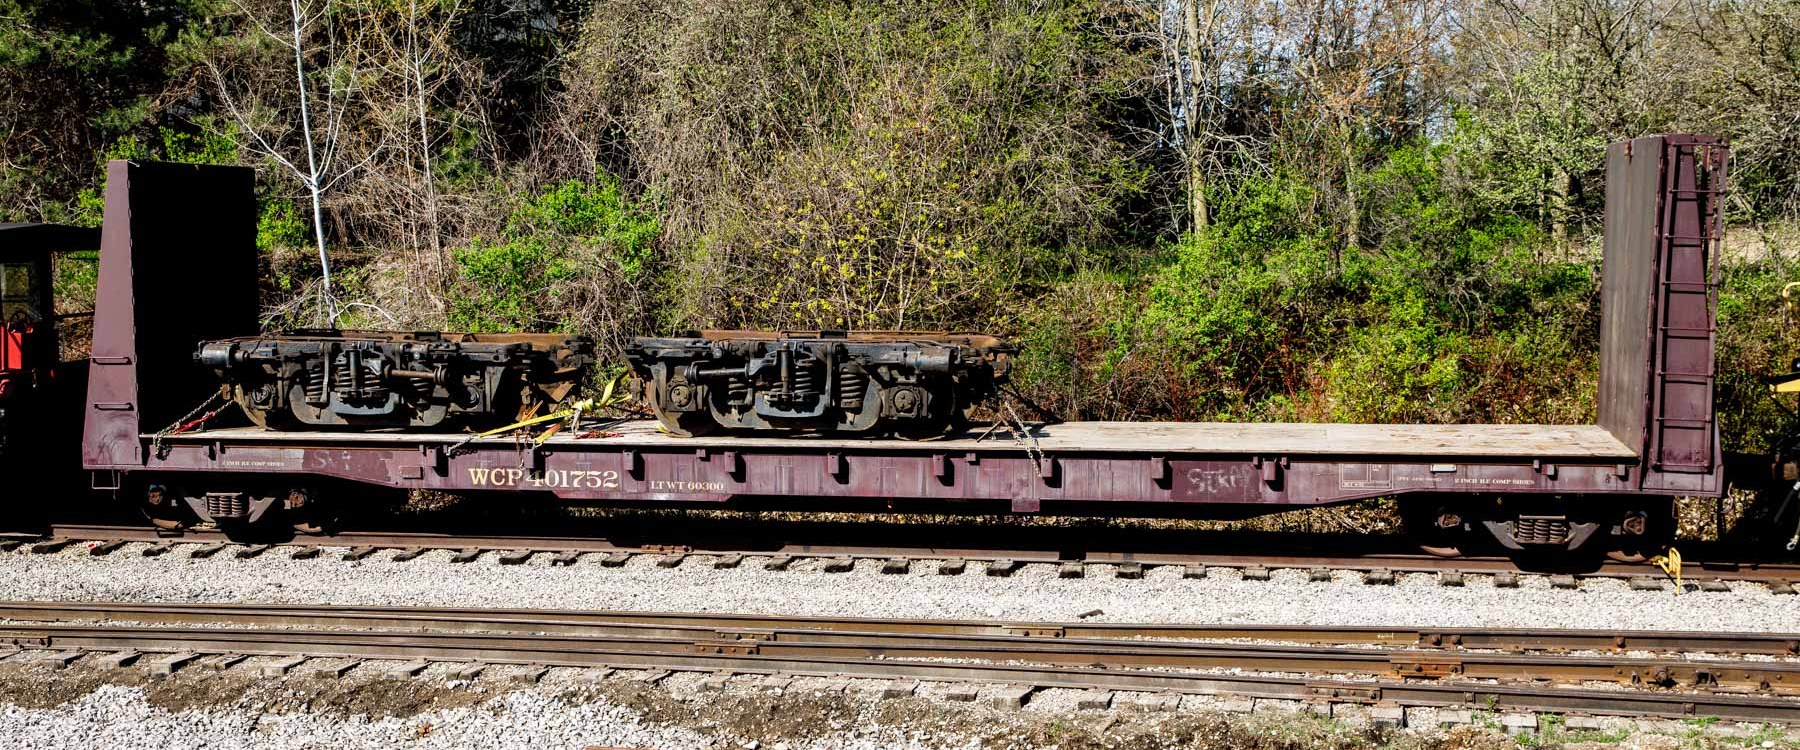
xmin=1002 ymin=400 xmax=1045 ymax=475
xmin=150 ymin=389 xmax=229 ymax=459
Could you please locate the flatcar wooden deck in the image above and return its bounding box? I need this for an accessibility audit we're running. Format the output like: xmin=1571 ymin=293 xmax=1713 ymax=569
xmin=164 ymin=420 xmax=1637 ymax=460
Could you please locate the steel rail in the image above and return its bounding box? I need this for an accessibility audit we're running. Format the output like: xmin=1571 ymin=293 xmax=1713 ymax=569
xmin=33 ymin=524 xmax=1800 ymax=584
xmin=3 ymin=603 xmax=1799 ymax=693
xmin=4 ymin=620 xmax=1799 ymax=722
xmin=4 ymin=601 xmax=1797 ymax=657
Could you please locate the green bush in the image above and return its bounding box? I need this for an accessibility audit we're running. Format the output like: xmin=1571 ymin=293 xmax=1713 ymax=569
xmin=449 ymin=173 xmax=660 ymax=339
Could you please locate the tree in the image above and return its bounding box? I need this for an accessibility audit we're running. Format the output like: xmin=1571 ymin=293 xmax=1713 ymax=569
xmin=204 ymin=0 xmax=374 ymax=323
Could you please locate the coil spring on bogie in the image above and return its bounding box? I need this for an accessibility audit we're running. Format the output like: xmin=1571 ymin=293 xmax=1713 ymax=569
xmin=302 ymin=363 xmax=328 ymax=404
xmin=724 ymin=377 xmax=752 ymax=405
xmin=1516 ymin=516 xmax=1571 ymax=545
xmin=205 ymin=493 xmax=248 ymax=520
xmin=788 ymin=361 xmax=820 ymax=397
xmin=838 ymin=367 xmax=867 ymax=410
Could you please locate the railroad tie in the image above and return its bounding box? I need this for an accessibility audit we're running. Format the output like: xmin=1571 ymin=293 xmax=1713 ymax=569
xmin=389 ymin=547 xmax=427 ymax=562
xmin=234 ymin=544 xmax=271 ymax=559
xmin=1240 ymin=566 xmax=1271 ymax=581
xmin=552 ymin=550 xmax=584 ymax=566
xmin=937 ymin=558 xmax=966 ymax=575
xmin=985 ymin=683 xmax=1034 ymax=708
xmin=510 ymin=666 xmax=551 ymax=685
xmin=1438 ymin=571 xmax=1465 ymax=587
xmin=879 ymin=679 xmax=919 ymax=699
xmin=200 ymin=654 xmax=248 ymax=671
xmin=1369 ymin=705 xmax=1406 ymax=727
xmin=821 ymin=556 xmax=855 ymax=573
xmin=984 ymin=559 xmax=1020 ymax=577
xmin=342 ymin=546 xmax=378 ymax=561
xmin=0 ymin=540 xmax=24 ymax=552
xmin=449 ymin=548 xmax=483 ymax=564
xmin=1123 ymin=692 xmax=1181 ymax=712
xmin=141 ymin=543 xmax=172 ymax=557
xmin=1499 ymin=713 xmax=1539 ymax=735
xmin=149 ymin=652 xmax=200 ymax=680
xmin=942 ymin=684 xmax=979 ymax=702
xmin=1492 ymin=572 xmax=1520 ymax=588
xmin=1076 ymin=690 xmax=1114 ymax=709
xmin=41 ymin=651 xmax=83 ymax=669
xmin=1434 ymin=709 xmax=1474 ymax=727
xmin=1182 ymin=565 xmax=1207 ymax=579
xmin=1058 ymin=561 xmax=1085 ymax=579
xmin=87 ymin=540 xmax=128 ymax=556
xmin=1307 ymin=568 xmax=1333 ymax=583
xmin=1629 ymin=576 xmax=1665 ymax=592
xmin=307 ymin=661 xmax=357 ymax=679
xmin=600 ymin=552 xmax=632 ymax=568
xmin=498 ymin=549 xmax=535 ymax=566
xmin=259 ymin=656 xmax=308 ymax=677
xmin=881 ymin=558 xmax=910 ymax=575
xmin=385 ymin=661 xmax=431 ymax=679
xmin=1115 ymin=562 xmax=1144 ymax=580
xmin=29 ymin=539 xmax=75 ymax=554
xmin=288 ymin=546 xmax=319 ymax=560
xmin=711 ymin=554 xmax=742 ymax=570
xmin=1769 ymin=580 xmax=1797 ymax=595
xmin=188 ymin=543 xmax=228 ymax=559
xmin=1548 ymin=574 xmax=1580 ymax=590
xmin=99 ymin=651 xmax=141 ymax=669
xmin=449 ymin=663 xmax=485 ymax=681
xmin=630 ymin=669 xmax=671 ymax=685
xmin=655 ymin=554 xmax=685 ymax=569
xmin=1362 ymin=569 xmax=1395 ymax=586
xmin=1697 ymin=579 xmax=1731 ymax=593
xmin=698 ymin=672 xmax=733 ymax=692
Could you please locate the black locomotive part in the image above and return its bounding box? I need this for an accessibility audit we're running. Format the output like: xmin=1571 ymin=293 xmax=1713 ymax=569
xmin=197 ymin=330 xmax=595 ymax=430
xmin=625 ymin=330 xmax=1015 ymax=437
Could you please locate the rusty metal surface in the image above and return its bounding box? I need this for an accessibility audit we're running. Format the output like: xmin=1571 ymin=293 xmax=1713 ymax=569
xmin=625 ymin=330 xmax=1014 ymax=437
xmin=1599 ymin=135 xmax=1727 ymax=495
xmin=83 ymin=161 xmax=258 ymax=470
xmin=136 ymin=426 xmax=1649 ymax=509
xmin=4 ymin=613 xmax=1800 ymax=721
xmin=7 ymin=601 xmax=1798 ymax=656
xmin=5 ymin=617 xmax=1798 ymax=691
xmin=198 ymin=329 xmax=594 ymax=430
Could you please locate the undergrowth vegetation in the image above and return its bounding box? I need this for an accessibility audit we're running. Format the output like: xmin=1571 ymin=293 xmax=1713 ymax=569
xmin=9 ymin=0 xmax=1800 ymax=503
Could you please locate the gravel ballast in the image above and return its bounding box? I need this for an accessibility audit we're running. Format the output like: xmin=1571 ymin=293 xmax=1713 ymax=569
xmin=2 ymin=543 xmax=1797 ymax=631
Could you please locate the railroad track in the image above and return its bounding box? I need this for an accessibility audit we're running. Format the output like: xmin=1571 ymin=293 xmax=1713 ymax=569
xmin=3 ymin=601 xmax=1800 ymax=723
xmin=15 ymin=523 xmax=1800 ymax=591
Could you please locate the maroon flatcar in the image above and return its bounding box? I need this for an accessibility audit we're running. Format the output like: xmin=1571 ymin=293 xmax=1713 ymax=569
xmin=75 ymin=137 xmax=1731 ymax=559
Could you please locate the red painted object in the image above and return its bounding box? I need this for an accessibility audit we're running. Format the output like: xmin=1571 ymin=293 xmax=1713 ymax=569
xmin=1 ymin=324 xmax=22 ymax=371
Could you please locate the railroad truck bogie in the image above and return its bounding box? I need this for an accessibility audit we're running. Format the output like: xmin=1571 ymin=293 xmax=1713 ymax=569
xmin=626 ymin=330 xmax=1015 ymax=438
xmin=126 ymin=474 xmax=328 ymax=541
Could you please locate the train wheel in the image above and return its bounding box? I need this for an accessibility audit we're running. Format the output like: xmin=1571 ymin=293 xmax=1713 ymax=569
xmin=135 ymin=481 xmax=189 ymax=530
xmin=285 ymin=487 xmax=331 ymax=535
xmin=1401 ymin=499 xmax=1470 ymax=558
xmin=232 ymin=385 xmax=298 ymax=430
xmin=1603 ymin=499 xmax=1675 ymax=563
xmin=646 ymin=380 xmax=716 ymax=437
